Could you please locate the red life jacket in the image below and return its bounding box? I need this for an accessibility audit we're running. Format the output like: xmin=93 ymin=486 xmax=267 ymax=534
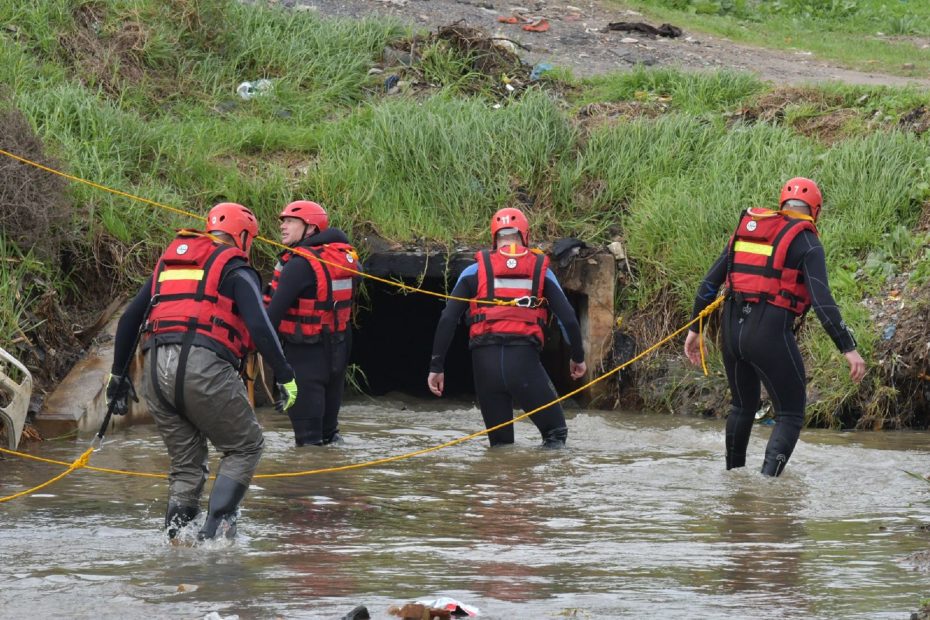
xmin=727 ymin=208 xmax=818 ymax=314
xmin=467 ymin=245 xmax=549 ymax=345
xmin=145 ymin=231 xmax=254 ymax=361
xmin=263 ymin=242 xmax=359 ymax=342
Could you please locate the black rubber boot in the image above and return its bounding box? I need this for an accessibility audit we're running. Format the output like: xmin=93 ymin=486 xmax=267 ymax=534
xmin=488 ymin=437 xmax=515 ymax=448
xmin=725 ymin=407 xmax=754 ymax=470
xmin=342 ymin=605 xmax=371 ymax=620
xmin=164 ymin=501 xmax=199 ymax=540
xmin=761 ymin=453 xmax=788 ymax=477
xmin=541 ymin=426 xmax=568 ymax=449
xmin=322 ymin=430 xmax=344 ymax=446
xmin=197 ymin=475 xmax=249 ymax=541
xmin=761 ymin=410 xmax=804 ymax=477
xmin=292 ymin=416 xmax=323 ymax=447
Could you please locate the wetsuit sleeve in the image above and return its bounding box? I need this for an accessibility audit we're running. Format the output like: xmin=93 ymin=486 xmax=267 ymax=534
xmin=265 ymin=256 xmax=317 ymax=331
xmin=428 ymin=267 xmax=477 ymax=373
xmin=227 ymin=268 xmax=295 ymax=382
xmin=544 ymin=272 xmax=585 ymax=363
xmin=795 ymin=231 xmax=858 ymax=353
xmin=688 ymin=248 xmax=729 ymax=332
xmin=111 ymin=278 xmax=153 ymax=374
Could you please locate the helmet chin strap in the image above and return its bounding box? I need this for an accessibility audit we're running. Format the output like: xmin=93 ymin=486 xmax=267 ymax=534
xmin=498 ymin=242 xmax=528 ymax=258
xmin=780 ymin=208 xmax=816 ymax=223
xmin=495 ymin=233 xmax=527 ymax=256
xmin=208 ymin=231 xmax=236 ymax=248
xmin=285 ymin=223 xmax=316 ymax=247
xmin=302 ymin=223 xmax=319 ymax=240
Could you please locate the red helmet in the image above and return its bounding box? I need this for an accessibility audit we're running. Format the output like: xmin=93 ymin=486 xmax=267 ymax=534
xmin=780 ymin=177 xmax=823 ymax=220
xmin=280 ymin=200 xmax=328 ymax=232
xmin=207 ymin=202 xmax=259 ymax=253
xmin=491 ymin=207 xmax=529 ymax=247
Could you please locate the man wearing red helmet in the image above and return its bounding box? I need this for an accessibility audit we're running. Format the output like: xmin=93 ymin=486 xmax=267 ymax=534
xmin=264 ymin=200 xmax=361 ymax=447
xmin=426 ymin=208 xmax=587 ymax=448
xmin=684 ymin=178 xmax=866 ymax=476
xmin=108 ymin=203 xmax=297 ymax=541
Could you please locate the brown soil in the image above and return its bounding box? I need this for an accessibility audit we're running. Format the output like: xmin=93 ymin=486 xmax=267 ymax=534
xmin=58 ymin=3 xmax=149 ymax=97
xmin=723 ymin=87 xmax=900 ymax=144
xmin=870 ymin=276 xmax=930 ymax=429
xmin=287 ymin=0 xmax=930 ymax=89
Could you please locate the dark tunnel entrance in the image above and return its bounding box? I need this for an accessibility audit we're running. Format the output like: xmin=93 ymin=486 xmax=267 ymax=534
xmin=349 ymin=251 xmax=580 ymax=400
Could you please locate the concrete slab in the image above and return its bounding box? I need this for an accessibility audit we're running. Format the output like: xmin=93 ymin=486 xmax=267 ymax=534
xmin=35 ymin=309 xmax=150 ymax=439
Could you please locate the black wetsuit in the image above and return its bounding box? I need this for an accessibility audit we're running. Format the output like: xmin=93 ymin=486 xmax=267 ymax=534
xmin=690 ymin=229 xmax=856 ymax=475
xmin=429 ymin=262 xmax=585 ymax=447
xmin=265 ymin=228 xmax=355 ymax=446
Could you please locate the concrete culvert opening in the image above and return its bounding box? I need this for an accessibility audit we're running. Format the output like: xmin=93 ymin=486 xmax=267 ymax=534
xmin=349 ymin=251 xmax=586 ymax=400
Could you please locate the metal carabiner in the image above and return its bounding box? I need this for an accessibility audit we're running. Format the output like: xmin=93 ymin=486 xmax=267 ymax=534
xmin=513 ymin=296 xmax=536 ymax=308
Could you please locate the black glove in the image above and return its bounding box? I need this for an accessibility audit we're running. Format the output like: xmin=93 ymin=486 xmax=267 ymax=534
xmin=106 ymin=373 xmax=138 ymax=416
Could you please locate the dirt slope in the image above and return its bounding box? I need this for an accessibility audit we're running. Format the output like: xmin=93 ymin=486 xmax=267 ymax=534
xmin=291 ymin=0 xmax=930 ymax=88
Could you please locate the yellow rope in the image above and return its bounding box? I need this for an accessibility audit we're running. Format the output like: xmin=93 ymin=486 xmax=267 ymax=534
xmin=0 ymin=297 xmax=724 ymax=499
xmin=0 ymin=447 xmax=94 ymax=503
xmin=0 ymin=148 xmax=515 ymax=307
xmin=699 ymin=311 xmax=708 ymax=375
xmin=0 ymin=448 xmax=167 ymax=479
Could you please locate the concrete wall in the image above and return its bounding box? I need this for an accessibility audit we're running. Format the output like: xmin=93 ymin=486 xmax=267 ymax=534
xmin=35 ymin=311 xmax=150 ymax=439
xmin=550 ymin=253 xmax=616 ymax=405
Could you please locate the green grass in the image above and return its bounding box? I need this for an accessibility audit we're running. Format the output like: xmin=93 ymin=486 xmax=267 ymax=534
xmin=0 ymin=237 xmax=44 ymax=347
xmin=578 ymin=66 xmax=766 ymax=114
xmin=308 ymin=90 xmax=576 ymax=242
xmin=3 ymin=0 xmax=930 ymax=427
xmin=617 ymin=0 xmax=930 ymax=77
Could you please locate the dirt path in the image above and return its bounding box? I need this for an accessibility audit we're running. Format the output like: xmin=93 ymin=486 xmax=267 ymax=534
xmin=292 ymin=0 xmax=930 ymax=88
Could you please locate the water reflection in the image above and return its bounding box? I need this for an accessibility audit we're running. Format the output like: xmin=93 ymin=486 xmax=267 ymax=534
xmin=715 ymin=480 xmax=810 ymax=615
xmin=456 ymin=450 xmax=560 ymax=603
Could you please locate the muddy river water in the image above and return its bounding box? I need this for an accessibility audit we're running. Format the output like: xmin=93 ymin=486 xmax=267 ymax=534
xmin=2 ymin=399 xmax=929 ymax=619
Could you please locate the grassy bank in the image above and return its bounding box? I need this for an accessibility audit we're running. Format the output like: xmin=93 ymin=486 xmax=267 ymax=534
xmin=2 ymin=0 xmax=930 ymax=428
xmin=618 ymin=0 xmax=930 ymax=77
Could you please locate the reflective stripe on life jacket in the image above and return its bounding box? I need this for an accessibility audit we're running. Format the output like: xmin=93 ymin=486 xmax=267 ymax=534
xmin=263 ymin=241 xmax=359 ymax=343
xmin=145 ymin=231 xmax=254 ymax=361
xmin=727 ymin=208 xmax=818 ymax=314
xmin=467 ymin=245 xmax=549 ymax=346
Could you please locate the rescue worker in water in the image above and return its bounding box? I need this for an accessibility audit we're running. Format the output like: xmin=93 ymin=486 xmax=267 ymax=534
xmin=106 ymin=203 xmax=297 ymax=541
xmin=264 ymin=200 xmax=360 ymax=447
xmin=427 ymin=207 xmax=586 ymax=448
xmin=684 ymin=177 xmax=866 ymax=476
